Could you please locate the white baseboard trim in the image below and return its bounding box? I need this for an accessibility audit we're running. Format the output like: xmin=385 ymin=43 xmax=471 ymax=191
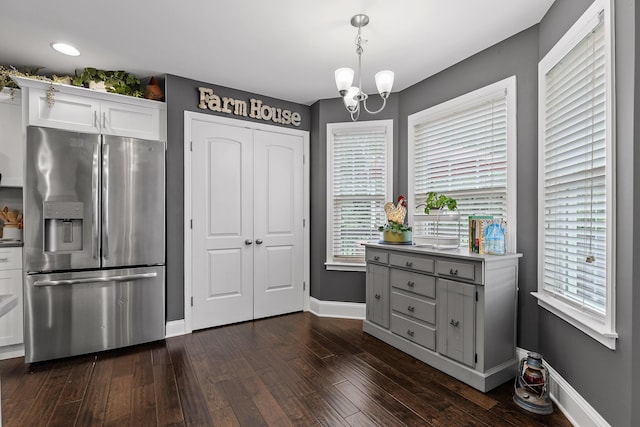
xmin=0 ymin=344 xmax=24 ymax=361
xmin=309 ymin=297 xmax=365 ymax=320
xmin=516 ymin=347 xmax=609 ymax=427
xmin=166 ymin=319 xmax=187 ymax=338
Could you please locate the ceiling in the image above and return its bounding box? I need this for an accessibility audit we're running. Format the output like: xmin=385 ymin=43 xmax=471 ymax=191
xmin=1 ymin=1 xmax=554 ymax=105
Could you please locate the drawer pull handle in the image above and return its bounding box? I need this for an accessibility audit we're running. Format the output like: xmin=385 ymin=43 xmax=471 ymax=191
xmin=407 ymin=281 xmax=415 ymax=287
xmin=407 ymin=330 xmax=414 ymax=337
xmin=373 ymin=256 xmax=380 ymax=261
xmin=449 ymin=268 xmax=459 ymax=276
xmin=407 ymin=306 xmax=415 ymax=312
xmin=374 ymin=294 xmax=381 ymax=300
xmin=0 ymin=258 xmax=8 ymax=262
xmin=406 ymin=261 xmax=413 ymax=267
xmin=450 ymin=319 xmax=460 ymax=327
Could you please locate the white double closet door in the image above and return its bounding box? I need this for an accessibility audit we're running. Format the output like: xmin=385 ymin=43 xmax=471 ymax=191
xmin=191 ymin=118 xmax=304 ymax=330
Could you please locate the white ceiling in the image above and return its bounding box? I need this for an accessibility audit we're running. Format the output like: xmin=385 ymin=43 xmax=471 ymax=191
xmin=1 ymin=0 xmax=554 ymax=105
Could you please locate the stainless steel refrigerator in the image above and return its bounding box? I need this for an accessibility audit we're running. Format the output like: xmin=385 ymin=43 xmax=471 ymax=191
xmin=23 ymin=126 xmax=166 ymax=363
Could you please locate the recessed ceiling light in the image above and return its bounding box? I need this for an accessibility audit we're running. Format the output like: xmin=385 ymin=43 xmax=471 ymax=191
xmin=50 ymin=42 xmax=80 ymax=57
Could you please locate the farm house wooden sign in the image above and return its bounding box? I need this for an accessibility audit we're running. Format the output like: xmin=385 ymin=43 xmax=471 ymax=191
xmin=197 ymin=86 xmax=302 ymax=127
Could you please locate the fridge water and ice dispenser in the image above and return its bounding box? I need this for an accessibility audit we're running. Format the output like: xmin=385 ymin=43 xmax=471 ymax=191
xmin=43 ymin=201 xmax=84 ymax=253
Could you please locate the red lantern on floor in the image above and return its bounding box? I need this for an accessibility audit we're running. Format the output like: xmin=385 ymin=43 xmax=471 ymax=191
xmin=513 ymin=352 xmax=553 ymax=415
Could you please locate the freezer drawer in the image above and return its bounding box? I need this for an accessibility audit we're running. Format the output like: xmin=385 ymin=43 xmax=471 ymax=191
xmin=24 ymin=266 xmax=165 ymax=363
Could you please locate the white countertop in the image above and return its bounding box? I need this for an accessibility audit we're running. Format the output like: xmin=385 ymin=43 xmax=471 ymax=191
xmin=363 ymin=241 xmax=522 ymax=262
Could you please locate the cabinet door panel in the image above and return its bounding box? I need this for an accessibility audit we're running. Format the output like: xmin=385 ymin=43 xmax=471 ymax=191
xmin=29 ymin=89 xmax=100 ymax=133
xmin=437 ymin=279 xmax=475 ymax=367
xmin=0 ymin=269 xmax=23 ymax=346
xmin=101 ymin=100 xmax=161 ymax=140
xmin=0 ymin=89 xmax=23 ymax=187
xmin=366 ymin=263 xmax=389 ymax=328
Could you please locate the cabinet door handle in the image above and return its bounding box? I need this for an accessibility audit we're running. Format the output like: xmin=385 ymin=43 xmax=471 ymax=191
xmin=407 ymin=330 xmax=414 ymax=337
xmin=374 ymin=294 xmax=381 ymax=300
xmin=373 ymin=256 xmax=380 ymax=261
xmin=0 ymin=257 xmax=8 ymax=262
xmin=94 ymin=111 xmax=99 ymax=130
xmin=103 ymin=111 xmax=107 ymax=129
xmin=406 ymin=261 xmax=413 ymax=267
xmin=450 ymin=319 xmax=460 ymax=327
xmin=407 ymin=306 xmax=415 ymax=312
xmin=407 ymin=281 xmax=415 ymax=287
xmin=449 ymin=268 xmax=459 ymax=276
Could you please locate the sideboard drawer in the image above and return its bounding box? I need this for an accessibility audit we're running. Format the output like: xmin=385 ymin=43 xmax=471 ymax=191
xmin=390 ymin=269 xmax=436 ymax=299
xmin=436 ymin=259 xmax=479 ymax=282
xmin=391 ymin=313 xmax=436 ymax=351
xmin=367 ymin=250 xmax=388 ymax=264
xmin=389 ymin=253 xmax=434 ymax=273
xmin=391 ymin=291 xmax=436 ymax=325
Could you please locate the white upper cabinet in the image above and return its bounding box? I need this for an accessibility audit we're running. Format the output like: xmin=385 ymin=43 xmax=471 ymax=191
xmin=14 ymin=76 xmax=166 ymax=141
xmin=0 ymin=89 xmax=23 ymax=187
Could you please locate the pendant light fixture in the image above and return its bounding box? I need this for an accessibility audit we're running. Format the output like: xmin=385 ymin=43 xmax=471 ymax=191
xmin=334 ymin=14 xmax=394 ymax=121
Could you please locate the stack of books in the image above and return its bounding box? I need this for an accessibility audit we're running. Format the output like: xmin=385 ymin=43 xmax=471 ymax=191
xmin=468 ymin=216 xmax=506 ymax=255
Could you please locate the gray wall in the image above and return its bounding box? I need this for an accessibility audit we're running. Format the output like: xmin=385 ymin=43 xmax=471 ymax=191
xmin=538 ymin=1 xmax=636 ymax=425
xmin=309 ymin=96 xmax=399 ymax=302
xmin=164 ymin=74 xmax=310 ymax=321
xmin=633 ymin=3 xmax=640 ymax=425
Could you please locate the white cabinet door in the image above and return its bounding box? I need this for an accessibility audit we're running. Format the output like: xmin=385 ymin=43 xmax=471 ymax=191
xmin=253 ymin=131 xmax=304 ymax=319
xmin=191 ymin=120 xmax=254 ymax=329
xmin=101 ymin=100 xmax=161 ymax=140
xmin=0 ymin=248 xmax=23 ymax=347
xmin=28 ymin=88 xmax=100 ymax=133
xmin=0 ymin=89 xmax=23 ymax=187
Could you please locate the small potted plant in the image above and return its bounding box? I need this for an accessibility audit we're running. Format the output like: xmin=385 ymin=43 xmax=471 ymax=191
xmin=422 ymin=191 xmax=457 ymax=214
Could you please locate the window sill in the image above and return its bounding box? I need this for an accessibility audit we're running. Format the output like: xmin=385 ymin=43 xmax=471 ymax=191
xmin=325 ymin=262 xmax=366 ymax=272
xmin=531 ymin=292 xmax=617 ymax=350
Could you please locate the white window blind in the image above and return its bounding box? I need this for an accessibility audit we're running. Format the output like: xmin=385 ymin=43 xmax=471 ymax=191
xmin=542 ymin=20 xmax=607 ymax=316
xmin=409 ymin=81 xmax=514 ymax=246
xmin=327 ymin=121 xmax=392 ymax=267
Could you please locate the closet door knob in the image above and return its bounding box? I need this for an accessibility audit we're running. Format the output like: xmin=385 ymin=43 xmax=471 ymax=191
xmin=245 ymin=239 xmax=253 ymax=245
xmin=255 ymin=239 xmax=263 ymax=245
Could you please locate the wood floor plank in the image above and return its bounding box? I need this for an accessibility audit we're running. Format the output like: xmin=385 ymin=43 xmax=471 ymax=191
xmin=210 ymin=406 xmax=242 ymax=427
xmin=220 ymin=379 xmax=268 ymax=427
xmin=299 ymin=391 xmax=350 ymax=427
xmin=57 ymin=357 xmax=95 ymax=404
xmin=167 ymin=337 xmax=213 ymax=426
xmin=129 ymin=383 xmax=157 ymax=427
xmin=152 ymin=362 xmax=184 ymax=427
xmin=75 ymin=356 xmax=114 ymax=427
xmin=46 ymin=400 xmax=81 ymax=427
xmin=104 ymin=374 xmax=133 ymax=422
xmin=240 ymin=374 xmax=294 ymax=427
xmin=345 ymin=411 xmax=379 ymax=427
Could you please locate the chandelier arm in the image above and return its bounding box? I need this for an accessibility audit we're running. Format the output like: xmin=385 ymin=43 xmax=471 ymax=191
xmin=362 ymin=96 xmax=388 ymax=115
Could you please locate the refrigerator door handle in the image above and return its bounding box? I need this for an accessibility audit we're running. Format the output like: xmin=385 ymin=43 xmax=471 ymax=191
xmin=92 ymin=142 xmax=100 ymax=259
xmin=32 ymin=272 xmax=158 ymax=287
xmin=102 ymin=142 xmax=110 ymax=260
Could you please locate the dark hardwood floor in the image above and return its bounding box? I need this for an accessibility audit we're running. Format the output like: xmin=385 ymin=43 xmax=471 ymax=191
xmin=0 ymin=312 xmax=571 ymax=426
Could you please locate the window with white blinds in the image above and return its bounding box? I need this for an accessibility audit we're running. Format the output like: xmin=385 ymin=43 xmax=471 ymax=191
xmin=536 ymin=0 xmax=616 ymax=349
xmin=326 ymin=120 xmax=393 ymax=270
xmin=408 ymin=77 xmax=516 ymax=249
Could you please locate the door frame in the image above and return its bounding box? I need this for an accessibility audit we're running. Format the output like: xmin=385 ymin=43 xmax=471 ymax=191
xmin=183 ymin=111 xmax=310 ymax=334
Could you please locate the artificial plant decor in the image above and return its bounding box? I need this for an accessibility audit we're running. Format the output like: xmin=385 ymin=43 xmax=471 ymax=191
xmin=378 ymin=195 xmax=412 ymax=243
xmin=423 ymin=191 xmax=457 ymax=214
xmin=72 ymin=67 xmax=143 ymax=98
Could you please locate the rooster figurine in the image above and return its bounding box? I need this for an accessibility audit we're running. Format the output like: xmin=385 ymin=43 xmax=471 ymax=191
xmin=384 ymin=195 xmax=407 ymax=225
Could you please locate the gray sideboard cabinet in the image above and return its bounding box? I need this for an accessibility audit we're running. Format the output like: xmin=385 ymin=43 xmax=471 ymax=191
xmin=363 ymin=243 xmax=522 ymax=392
